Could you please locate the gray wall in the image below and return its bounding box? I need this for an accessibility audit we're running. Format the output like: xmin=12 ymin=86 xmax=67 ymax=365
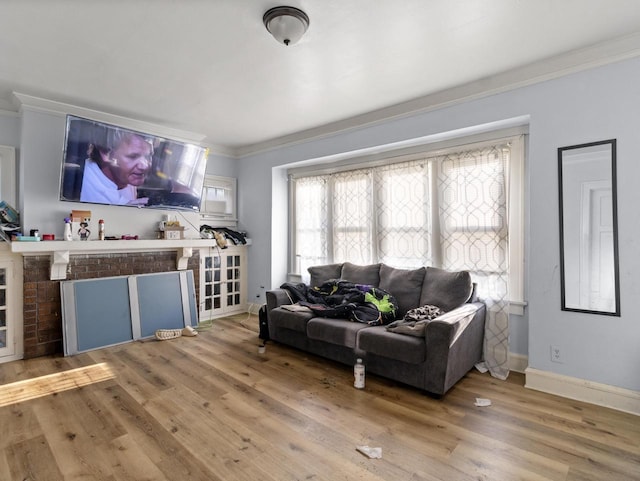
xmin=238 ymin=56 xmax=640 ymax=393
xmin=0 ymin=113 xmax=20 ymax=146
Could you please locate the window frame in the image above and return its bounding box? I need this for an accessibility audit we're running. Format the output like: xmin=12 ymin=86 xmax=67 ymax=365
xmin=199 ymin=174 xmax=237 ymax=228
xmin=288 ymin=128 xmax=527 ymax=314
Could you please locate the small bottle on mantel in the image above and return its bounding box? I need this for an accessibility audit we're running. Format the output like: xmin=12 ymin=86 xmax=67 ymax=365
xmin=63 ymin=218 xmax=72 ymax=241
xmin=98 ymin=219 xmax=105 ymax=240
xmin=354 ymin=358 xmax=365 ymax=389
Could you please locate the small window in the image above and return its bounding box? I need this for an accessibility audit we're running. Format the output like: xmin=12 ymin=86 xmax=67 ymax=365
xmin=200 ymin=175 xmax=237 ymax=226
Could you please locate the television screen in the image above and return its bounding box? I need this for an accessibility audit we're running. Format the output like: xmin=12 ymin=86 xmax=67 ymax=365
xmin=59 ymin=115 xmax=209 ymax=211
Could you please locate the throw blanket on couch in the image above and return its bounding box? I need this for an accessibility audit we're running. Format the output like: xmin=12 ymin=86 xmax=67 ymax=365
xmin=385 ymin=304 xmax=446 ymax=337
xmin=386 ymin=303 xmax=481 ymax=342
xmin=280 ymin=280 xmax=398 ymax=325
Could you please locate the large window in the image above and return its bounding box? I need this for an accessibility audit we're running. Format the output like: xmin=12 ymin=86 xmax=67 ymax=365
xmin=290 ymin=133 xmax=525 ymax=380
xmin=291 ymin=135 xmax=525 ymax=312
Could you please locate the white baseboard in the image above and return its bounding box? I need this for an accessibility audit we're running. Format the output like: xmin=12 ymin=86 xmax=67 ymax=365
xmin=525 ymin=367 xmax=640 ymax=416
xmin=509 ymin=352 xmax=528 ymax=373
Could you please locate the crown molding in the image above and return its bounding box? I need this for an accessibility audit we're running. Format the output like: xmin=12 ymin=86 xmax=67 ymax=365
xmin=12 ymin=92 xmax=236 ymax=156
xmin=233 ymin=31 xmax=640 ymax=159
xmin=199 ymin=140 xmax=238 ymax=158
xmin=12 ymin=92 xmax=208 ymax=145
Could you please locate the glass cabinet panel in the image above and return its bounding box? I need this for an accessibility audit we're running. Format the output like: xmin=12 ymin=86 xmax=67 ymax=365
xmin=0 ymin=268 xmax=9 ymax=353
xmin=199 ymin=247 xmax=246 ymax=319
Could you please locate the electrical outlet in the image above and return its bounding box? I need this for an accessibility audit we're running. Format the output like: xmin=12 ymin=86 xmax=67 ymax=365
xmin=550 ymin=345 xmax=563 ymax=363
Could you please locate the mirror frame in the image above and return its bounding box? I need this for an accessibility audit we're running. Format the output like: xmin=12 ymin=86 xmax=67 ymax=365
xmin=558 ymin=139 xmax=621 ymax=316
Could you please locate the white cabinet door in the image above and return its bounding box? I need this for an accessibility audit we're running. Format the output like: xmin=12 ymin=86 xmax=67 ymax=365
xmin=199 ymin=247 xmax=247 ymax=319
xmin=0 ymin=257 xmax=22 ymax=363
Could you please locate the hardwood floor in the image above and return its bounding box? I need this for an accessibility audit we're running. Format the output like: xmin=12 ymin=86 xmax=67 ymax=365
xmin=0 ymin=314 xmax=638 ymax=480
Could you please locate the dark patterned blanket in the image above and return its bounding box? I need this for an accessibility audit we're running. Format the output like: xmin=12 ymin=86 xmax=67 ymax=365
xmin=280 ymin=280 xmax=397 ymax=325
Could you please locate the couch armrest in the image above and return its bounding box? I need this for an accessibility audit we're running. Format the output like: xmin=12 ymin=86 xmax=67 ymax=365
xmin=428 ymin=303 xmax=483 ymax=346
xmin=266 ymin=288 xmax=294 ymax=312
xmin=422 ymin=302 xmax=486 ymax=395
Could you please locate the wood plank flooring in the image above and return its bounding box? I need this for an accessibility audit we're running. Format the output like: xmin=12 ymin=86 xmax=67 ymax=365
xmin=0 ymin=314 xmax=638 ymax=480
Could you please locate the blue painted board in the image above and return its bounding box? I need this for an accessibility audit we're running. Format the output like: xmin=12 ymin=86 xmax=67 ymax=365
xmin=74 ymin=277 xmax=133 ymax=351
xmin=138 ymin=272 xmax=187 ymax=337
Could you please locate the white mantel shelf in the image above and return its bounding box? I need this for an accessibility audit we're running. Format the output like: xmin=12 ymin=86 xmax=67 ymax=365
xmin=10 ymin=238 xmax=225 ymax=280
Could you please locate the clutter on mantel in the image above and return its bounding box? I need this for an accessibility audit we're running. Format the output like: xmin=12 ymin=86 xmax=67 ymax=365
xmin=157 ymin=218 xmax=185 ymax=240
xmin=2 ymin=203 xmax=253 ymax=280
xmin=70 ymin=209 xmax=92 ymax=241
xmin=0 ymin=200 xmax=20 ymax=243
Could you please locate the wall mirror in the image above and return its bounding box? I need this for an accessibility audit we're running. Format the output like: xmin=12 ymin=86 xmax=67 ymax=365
xmin=558 ymin=139 xmax=620 ymax=316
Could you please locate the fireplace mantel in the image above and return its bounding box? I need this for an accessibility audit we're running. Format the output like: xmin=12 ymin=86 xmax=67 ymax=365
xmin=10 ymin=238 xmax=222 ymax=280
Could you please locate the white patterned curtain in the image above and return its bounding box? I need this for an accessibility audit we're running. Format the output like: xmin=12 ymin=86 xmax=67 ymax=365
xmin=374 ymin=160 xmax=432 ymax=268
xmin=295 ymin=175 xmax=329 ymax=275
xmin=436 ymin=145 xmax=510 ymax=380
xmin=332 ymin=169 xmax=373 ymax=264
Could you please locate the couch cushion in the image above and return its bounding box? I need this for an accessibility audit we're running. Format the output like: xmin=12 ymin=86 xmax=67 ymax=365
xmin=419 ymin=267 xmax=473 ymax=312
xmin=378 ymin=264 xmax=425 ymax=318
xmin=269 ymin=307 xmax=315 ymax=333
xmin=341 ymin=262 xmax=381 ymax=286
xmin=357 ymin=326 xmax=426 ymax=364
xmin=306 ymin=317 xmax=371 ymax=348
xmin=308 ymin=263 xmax=343 ymax=287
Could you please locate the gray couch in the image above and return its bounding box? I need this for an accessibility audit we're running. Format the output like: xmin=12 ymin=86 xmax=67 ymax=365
xmin=266 ymin=262 xmax=486 ymax=395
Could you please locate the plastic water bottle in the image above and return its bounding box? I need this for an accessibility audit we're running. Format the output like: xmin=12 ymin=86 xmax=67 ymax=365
xmin=63 ymin=218 xmax=72 ymax=241
xmin=354 ymin=358 xmax=365 ymax=389
xmin=98 ymin=219 xmax=105 ymax=240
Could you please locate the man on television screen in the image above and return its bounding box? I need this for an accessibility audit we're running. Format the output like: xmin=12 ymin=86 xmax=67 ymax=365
xmin=80 ymin=129 xmax=152 ymax=206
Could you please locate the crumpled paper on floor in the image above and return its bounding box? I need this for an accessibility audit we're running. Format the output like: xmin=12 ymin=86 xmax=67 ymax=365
xmin=356 ymin=445 xmax=382 ymax=459
xmin=474 ymin=397 xmax=492 ymax=407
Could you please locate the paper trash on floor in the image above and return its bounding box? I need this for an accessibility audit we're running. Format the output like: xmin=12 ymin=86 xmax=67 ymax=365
xmin=356 ymin=445 xmax=382 ymax=459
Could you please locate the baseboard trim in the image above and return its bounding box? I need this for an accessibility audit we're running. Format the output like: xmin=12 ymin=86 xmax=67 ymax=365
xmin=525 ymin=367 xmax=640 ymax=416
xmin=509 ymin=353 xmax=528 ymax=373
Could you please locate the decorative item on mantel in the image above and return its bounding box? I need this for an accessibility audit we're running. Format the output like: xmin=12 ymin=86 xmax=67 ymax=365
xmin=0 ymin=200 xmax=20 ymax=242
xmin=157 ymin=219 xmax=185 ymax=240
xmin=70 ymin=209 xmax=92 ymax=241
xmin=64 ymin=217 xmax=73 ymax=241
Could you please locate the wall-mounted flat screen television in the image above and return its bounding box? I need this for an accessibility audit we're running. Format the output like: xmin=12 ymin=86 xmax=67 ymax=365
xmin=59 ymin=115 xmax=209 ymax=211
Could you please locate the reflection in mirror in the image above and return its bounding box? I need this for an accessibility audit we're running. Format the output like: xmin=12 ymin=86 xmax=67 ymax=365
xmin=558 ymin=139 xmax=620 ymax=315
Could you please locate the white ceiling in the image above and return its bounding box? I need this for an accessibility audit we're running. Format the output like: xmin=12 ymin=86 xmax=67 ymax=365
xmin=2 ymin=1 xmax=640 ymax=156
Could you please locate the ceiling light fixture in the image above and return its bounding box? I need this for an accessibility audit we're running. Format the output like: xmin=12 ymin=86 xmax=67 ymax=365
xmin=263 ymin=6 xmax=309 ymax=46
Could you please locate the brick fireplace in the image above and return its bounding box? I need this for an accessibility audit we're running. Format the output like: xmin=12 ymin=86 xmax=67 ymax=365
xmin=21 ymin=251 xmax=200 ymax=358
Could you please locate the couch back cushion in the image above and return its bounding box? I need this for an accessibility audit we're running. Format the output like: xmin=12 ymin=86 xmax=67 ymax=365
xmin=341 ymin=262 xmax=381 ymax=286
xmin=378 ymin=264 xmax=425 ymax=318
xmin=419 ymin=267 xmax=473 ymax=311
xmin=308 ymin=263 xmax=344 ymax=287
